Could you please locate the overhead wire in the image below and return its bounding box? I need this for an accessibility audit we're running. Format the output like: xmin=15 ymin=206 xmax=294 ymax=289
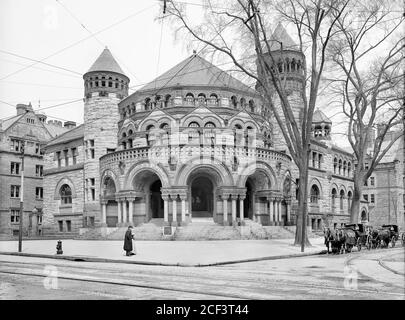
xmin=0 ymin=3 xmax=157 ymax=81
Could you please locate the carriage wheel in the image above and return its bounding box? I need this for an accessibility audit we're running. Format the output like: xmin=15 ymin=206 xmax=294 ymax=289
xmin=391 ymin=236 xmax=396 ymax=248
xmin=357 ymin=238 xmax=362 ymax=251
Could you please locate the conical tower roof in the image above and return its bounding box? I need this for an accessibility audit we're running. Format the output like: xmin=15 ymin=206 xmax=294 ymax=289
xmin=138 ymin=53 xmax=256 ymax=94
xmin=313 ymin=108 xmax=332 ymax=124
xmin=266 ymin=23 xmax=299 ymax=51
xmin=86 ymin=47 xmax=126 ymax=75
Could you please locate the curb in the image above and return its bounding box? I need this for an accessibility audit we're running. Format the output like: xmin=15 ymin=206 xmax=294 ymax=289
xmin=0 ymin=249 xmax=326 ymax=267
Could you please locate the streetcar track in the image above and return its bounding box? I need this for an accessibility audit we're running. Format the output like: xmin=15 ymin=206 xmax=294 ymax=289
xmin=0 ymin=269 xmax=245 ymax=300
xmin=1 ymin=262 xmax=403 ymax=298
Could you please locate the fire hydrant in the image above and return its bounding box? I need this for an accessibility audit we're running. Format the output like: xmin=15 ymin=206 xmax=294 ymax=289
xmin=56 ymin=240 xmax=63 ymax=255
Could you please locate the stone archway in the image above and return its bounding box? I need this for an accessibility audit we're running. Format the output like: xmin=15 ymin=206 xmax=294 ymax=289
xmin=190 ymin=176 xmax=214 ymax=217
xmin=132 ymin=169 xmax=163 ymax=222
xmin=185 ymin=166 xmax=223 ymax=221
xmin=150 ymin=179 xmax=163 ymax=218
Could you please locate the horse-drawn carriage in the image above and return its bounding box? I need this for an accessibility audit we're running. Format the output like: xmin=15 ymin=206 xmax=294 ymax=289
xmin=366 ymin=224 xmax=399 ymax=248
xmin=382 ymin=225 xmax=399 ymax=247
xmin=343 ymin=223 xmax=371 ymax=251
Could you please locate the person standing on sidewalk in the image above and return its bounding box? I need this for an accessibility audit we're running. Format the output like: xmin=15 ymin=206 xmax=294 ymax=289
xmin=124 ymin=226 xmax=135 ymax=256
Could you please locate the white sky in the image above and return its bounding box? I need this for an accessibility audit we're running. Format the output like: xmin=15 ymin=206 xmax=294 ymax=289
xmin=1 ymin=0 xmax=400 ymax=150
xmin=0 ymin=0 xmax=187 ymax=124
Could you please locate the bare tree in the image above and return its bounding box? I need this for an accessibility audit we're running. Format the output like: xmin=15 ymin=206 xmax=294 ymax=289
xmin=164 ymin=0 xmax=350 ymax=249
xmin=328 ymin=0 xmax=404 ymax=223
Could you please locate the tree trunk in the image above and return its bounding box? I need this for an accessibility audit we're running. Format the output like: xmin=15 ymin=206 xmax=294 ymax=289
xmin=350 ymin=176 xmax=362 ymax=223
xmin=294 ymin=160 xmax=311 ymax=249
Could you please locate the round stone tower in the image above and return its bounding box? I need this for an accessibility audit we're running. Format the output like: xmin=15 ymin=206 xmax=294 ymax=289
xmin=257 ymin=23 xmax=306 ymax=151
xmin=83 ymin=47 xmax=129 ymax=226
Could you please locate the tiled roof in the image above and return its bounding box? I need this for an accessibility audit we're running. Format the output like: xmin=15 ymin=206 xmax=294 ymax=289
xmin=86 ymin=47 xmax=125 ymax=75
xmin=0 ymin=114 xmax=23 ymax=131
xmin=45 ymin=124 xmax=84 ymax=147
xmin=138 ymin=54 xmax=257 ymax=94
xmin=44 ymin=123 xmax=70 ymax=138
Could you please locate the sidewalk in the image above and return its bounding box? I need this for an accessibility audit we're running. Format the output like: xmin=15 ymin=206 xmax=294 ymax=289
xmin=0 ymin=237 xmax=326 ymax=266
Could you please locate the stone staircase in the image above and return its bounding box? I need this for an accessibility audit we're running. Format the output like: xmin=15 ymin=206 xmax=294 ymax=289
xmin=174 ymin=218 xmax=241 ymax=240
xmin=75 ymin=219 xmax=166 ymax=240
xmin=239 ymin=220 xmax=297 ymax=239
xmin=73 ymin=218 xmax=319 ymax=241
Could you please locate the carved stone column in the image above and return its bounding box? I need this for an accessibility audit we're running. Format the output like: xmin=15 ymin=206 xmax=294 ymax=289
xmin=172 ymin=195 xmax=177 ymax=223
xmin=100 ymin=200 xmax=108 ymax=226
xmin=117 ymin=200 xmax=122 ymax=225
xmin=162 ymin=195 xmax=169 ymax=223
xmin=239 ymin=196 xmax=245 ymax=222
xmin=180 ymin=195 xmax=186 ymax=224
xmin=128 ymin=198 xmax=134 ymax=225
xmin=223 ymin=195 xmax=228 ymax=224
xmin=269 ymin=199 xmax=274 ymax=223
xmin=231 ymin=195 xmax=237 ymax=224
xmin=122 ymin=200 xmax=127 ymax=224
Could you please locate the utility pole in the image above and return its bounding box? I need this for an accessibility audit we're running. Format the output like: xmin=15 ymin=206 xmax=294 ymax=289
xmin=18 ymin=139 xmax=25 ymax=252
xmin=387 ymin=168 xmax=391 ymax=224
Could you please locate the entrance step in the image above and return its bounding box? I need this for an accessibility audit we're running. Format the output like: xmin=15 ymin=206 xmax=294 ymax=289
xmin=190 ymin=217 xmax=215 ymax=225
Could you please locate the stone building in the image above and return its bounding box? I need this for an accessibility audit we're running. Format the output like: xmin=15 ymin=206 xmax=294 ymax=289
xmin=0 ymin=103 xmax=71 ymax=239
xmin=42 ymin=25 xmax=373 ymax=238
xmin=363 ymin=129 xmax=404 ymax=229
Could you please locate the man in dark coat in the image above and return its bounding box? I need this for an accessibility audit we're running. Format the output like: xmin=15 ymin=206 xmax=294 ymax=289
xmin=123 ymin=226 xmax=135 ymax=256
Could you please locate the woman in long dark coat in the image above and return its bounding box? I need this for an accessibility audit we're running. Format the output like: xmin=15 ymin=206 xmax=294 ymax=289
xmin=123 ymin=226 xmax=135 ymax=256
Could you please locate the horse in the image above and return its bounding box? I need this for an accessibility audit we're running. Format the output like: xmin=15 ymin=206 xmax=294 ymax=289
xmin=376 ymin=228 xmax=391 ymax=248
xmin=338 ymin=228 xmax=357 ymax=253
xmin=328 ymin=228 xmax=344 ymax=254
xmin=323 ymin=227 xmax=332 ymax=254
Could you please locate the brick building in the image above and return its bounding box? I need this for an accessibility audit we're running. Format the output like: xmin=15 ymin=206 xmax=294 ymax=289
xmin=0 ymin=103 xmax=72 ymax=239
xmin=41 ymin=25 xmax=377 ymax=239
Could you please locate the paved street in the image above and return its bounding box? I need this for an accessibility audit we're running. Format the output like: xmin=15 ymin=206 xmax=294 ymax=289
xmin=0 ymin=247 xmax=403 ymax=300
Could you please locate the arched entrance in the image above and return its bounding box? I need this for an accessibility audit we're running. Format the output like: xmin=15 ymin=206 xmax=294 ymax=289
xmin=150 ymin=179 xmax=163 ymax=218
xmin=133 ymin=170 xmax=163 ymax=221
xmin=191 ymin=176 xmax=213 ymax=217
xmin=244 ymin=178 xmax=254 ymax=219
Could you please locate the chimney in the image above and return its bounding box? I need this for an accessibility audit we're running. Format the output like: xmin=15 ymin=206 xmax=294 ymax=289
xmin=16 ymin=104 xmax=28 ymax=115
xmin=64 ymin=121 xmax=76 ymax=129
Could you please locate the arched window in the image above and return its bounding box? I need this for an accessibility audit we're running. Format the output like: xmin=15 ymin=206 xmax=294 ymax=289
xmin=310 ymin=185 xmax=320 ymax=203
xmin=347 ymin=162 xmax=351 ymax=176
xmin=103 ymin=177 xmax=116 ymax=197
xmin=333 ymin=157 xmax=338 ymax=174
xmin=338 ymin=159 xmax=342 ymax=175
xmin=127 ymin=138 xmax=133 ymax=148
xmin=197 ymin=93 xmax=206 ymax=105
xmin=240 ymin=97 xmax=246 ymax=108
xmin=145 ymin=98 xmax=151 ymax=110
xmin=128 ymin=130 xmax=133 ymax=136
xmin=108 ymin=77 xmax=113 ymax=87
xmin=146 ymin=124 xmax=155 ymax=131
xmin=331 ymin=188 xmax=337 ymax=210
xmin=249 ymin=100 xmax=255 ymax=112
xmin=361 ymin=210 xmax=367 ymax=221
xmin=209 ymin=93 xmax=218 ymax=104
xmin=347 ymin=191 xmax=352 ymax=211
xmin=343 ymin=161 xmax=347 ymax=176
xmin=60 ymin=184 xmax=72 ymax=204
xmin=234 ymin=124 xmax=242 ymax=130
xmin=164 ymin=94 xmax=171 ymax=108
xmin=122 ymin=132 xmax=127 ymax=138
xmin=185 ymin=93 xmax=194 ymax=103
xmin=160 ymin=123 xmax=169 ymax=129
xmin=340 ymin=190 xmax=345 ymax=210
xmin=204 ymin=122 xmax=216 ymax=128
xmin=188 ymin=121 xmax=200 ymax=128
xmin=230 ymin=96 xmax=238 ymax=108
